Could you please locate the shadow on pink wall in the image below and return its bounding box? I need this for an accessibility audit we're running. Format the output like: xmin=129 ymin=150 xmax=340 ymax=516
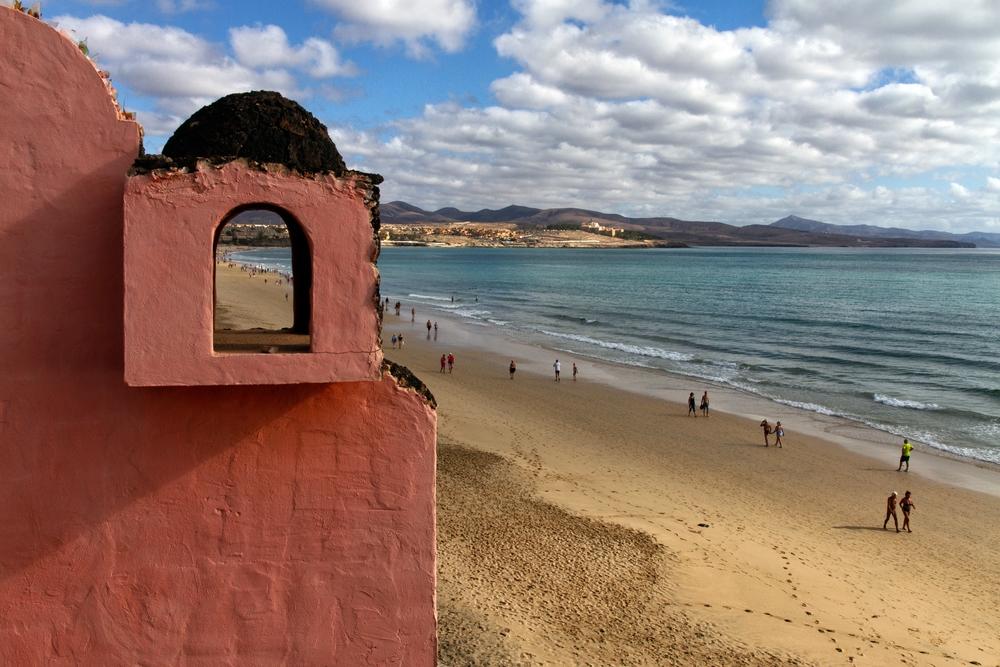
xmin=0 ymin=8 xmax=436 ymax=666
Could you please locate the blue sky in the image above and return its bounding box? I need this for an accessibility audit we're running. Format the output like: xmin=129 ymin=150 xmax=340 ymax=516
xmin=33 ymin=0 xmax=1000 ymax=231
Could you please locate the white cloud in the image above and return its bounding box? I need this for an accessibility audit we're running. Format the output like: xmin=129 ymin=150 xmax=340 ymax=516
xmin=230 ymin=24 xmax=356 ymax=78
xmin=156 ymin=0 xmax=211 ymax=13
xmin=311 ymin=0 xmax=476 ymax=57
xmin=330 ymin=0 xmax=1000 ymax=231
xmin=52 ymin=16 xmax=355 ymax=143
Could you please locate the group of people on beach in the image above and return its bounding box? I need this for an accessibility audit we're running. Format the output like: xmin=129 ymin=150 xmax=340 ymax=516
xmin=505 ymin=359 xmax=578 ymax=381
xmin=689 ymin=391 xmax=786 ymax=449
xmin=687 ymin=392 xmax=710 ymax=417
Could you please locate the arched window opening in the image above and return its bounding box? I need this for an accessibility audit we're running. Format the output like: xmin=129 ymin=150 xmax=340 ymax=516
xmin=213 ymin=206 xmax=312 ymax=353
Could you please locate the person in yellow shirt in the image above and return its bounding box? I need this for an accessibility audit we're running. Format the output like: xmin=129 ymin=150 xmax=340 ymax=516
xmin=896 ymin=438 xmax=913 ymax=472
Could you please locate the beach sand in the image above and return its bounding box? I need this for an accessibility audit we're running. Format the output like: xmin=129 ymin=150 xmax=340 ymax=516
xmin=217 ymin=268 xmax=1000 ymax=666
xmin=214 ymin=259 xmax=294 ymax=330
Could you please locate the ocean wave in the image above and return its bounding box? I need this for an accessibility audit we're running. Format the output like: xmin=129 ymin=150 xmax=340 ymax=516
xmin=873 ymin=394 xmax=941 ymax=410
xmin=771 ymin=399 xmax=854 ymax=419
xmin=408 ymin=293 xmax=453 ymax=301
xmin=448 ymin=309 xmax=492 ymax=319
xmin=537 ymin=330 xmax=693 ymax=362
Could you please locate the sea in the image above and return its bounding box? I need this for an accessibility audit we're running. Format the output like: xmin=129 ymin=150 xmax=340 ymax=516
xmin=232 ymin=246 xmax=1000 ymax=466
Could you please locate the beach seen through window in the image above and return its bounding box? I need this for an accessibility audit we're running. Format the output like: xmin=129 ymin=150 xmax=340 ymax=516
xmin=213 ymin=208 xmax=309 ymax=353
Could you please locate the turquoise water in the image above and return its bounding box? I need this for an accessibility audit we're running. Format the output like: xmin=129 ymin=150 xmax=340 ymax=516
xmin=240 ymin=246 xmax=1000 ymax=465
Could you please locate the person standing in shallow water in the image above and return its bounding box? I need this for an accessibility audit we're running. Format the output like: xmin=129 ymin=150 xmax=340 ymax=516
xmin=900 ymin=491 xmax=915 ymax=532
xmin=509 ymin=360 xmax=516 ymax=379
xmin=426 ymin=319 xmax=432 ymax=337
xmin=688 ymin=392 xmax=697 ymax=417
xmin=897 ymin=438 xmax=913 ymax=471
xmin=884 ymin=491 xmax=900 ymax=532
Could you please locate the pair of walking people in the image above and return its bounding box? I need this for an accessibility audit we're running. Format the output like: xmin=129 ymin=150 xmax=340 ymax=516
xmin=884 ymin=490 xmax=916 ymax=532
xmin=439 ymin=353 xmax=454 ymax=373
xmin=687 ymin=392 xmax=710 ymax=417
xmin=759 ymin=419 xmax=783 ymax=447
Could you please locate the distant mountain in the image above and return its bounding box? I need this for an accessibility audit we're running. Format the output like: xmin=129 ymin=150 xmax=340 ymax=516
xmin=771 ymin=215 xmax=1000 ymax=248
xmin=434 ymin=204 xmax=543 ymax=223
xmin=380 ymin=202 xmax=976 ymax=248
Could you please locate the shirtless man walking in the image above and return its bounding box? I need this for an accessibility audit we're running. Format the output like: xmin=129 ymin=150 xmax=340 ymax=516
xmin=883 ymin=491 xmax=900 ymax=532
xmin=900 ymin=491 xmax=915 ymax=533
xmin=760 ymin=419 xmax=772 ymax=446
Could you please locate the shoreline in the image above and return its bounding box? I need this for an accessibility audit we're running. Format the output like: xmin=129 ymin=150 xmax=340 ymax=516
xmin=383 ymin=303 xmax=1000 ymax=498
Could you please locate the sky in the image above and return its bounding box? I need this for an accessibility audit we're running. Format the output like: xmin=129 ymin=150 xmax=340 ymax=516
xmin=24 ymin=0 xmax=1000 ymax=231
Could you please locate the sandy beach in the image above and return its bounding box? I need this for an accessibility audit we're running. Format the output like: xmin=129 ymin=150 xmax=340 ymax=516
xmin=216 ymin=265 xmax=1000 ymax=666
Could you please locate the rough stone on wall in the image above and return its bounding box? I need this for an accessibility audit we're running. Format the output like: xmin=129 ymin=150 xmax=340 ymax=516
xmin=161 ymin=91 xmax=347 ymax=175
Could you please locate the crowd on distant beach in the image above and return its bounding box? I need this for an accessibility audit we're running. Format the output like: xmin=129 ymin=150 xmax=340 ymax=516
xmin=217 ymin=254 xmax=293 ymax=287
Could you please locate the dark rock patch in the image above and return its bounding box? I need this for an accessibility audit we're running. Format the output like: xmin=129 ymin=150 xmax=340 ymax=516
xmin=161 ymin=91 xmax=347 ymax=175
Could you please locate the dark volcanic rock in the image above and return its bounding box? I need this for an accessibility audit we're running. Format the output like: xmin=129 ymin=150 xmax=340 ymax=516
xmin=161 ymin=91 xmax=347 ymax=175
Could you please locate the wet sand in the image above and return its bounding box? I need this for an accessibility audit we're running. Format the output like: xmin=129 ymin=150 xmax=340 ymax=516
xmin=218 ymin=268 xmax=1000 ymax=666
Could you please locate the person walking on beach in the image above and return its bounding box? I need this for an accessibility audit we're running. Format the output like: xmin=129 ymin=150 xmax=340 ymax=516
xmin=426 ymin=319 xmax=432 ymax=337
xmin=897 ymin=438 xmax=913 ymax=472
xmin=883 ymin=491 xmax=900 ymax=532
xmin=774 ymin=421 xmax=784 ymax=448
xmin=688 ymin=393 xmax=698 ymax=417
xmin=760 ymin=419 xmax=772 ymax=446
xmin=700 ymin=391 xmax=710 ymax=417
xmin=509 ymin=360 xmax=516 ymax=379
xmin=398 ymin=333 xmax=404 ymax=348
xmin=553 ymin=360 xmax=561 ymax=381
xmin=447 ymin=353 xmax=454 ymax=373
xmin=573 ymin=363 xmax=578 ymax=381
xmin=395 ymin=301 xmax=401 ymax=316
xmin=440 ymin=354 xmax=447 ymax=373
xmin=391 ymin=334 xmax=397 ymax=349
xmin=900 ymin=491 xmax=915 ymax=532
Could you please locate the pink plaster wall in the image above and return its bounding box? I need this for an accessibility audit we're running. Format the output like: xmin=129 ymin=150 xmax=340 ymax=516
xmin=0 ymin=8 xmax=437 ymax=666
xmin=125 ymin=163 xmax=383 ymax=386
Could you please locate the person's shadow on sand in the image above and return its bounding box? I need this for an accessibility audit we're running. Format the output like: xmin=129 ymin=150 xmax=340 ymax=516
xmin=833 ymin=526 xmax=885 ymax=531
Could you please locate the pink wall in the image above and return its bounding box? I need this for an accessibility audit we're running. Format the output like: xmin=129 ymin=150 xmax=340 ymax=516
xmin=0 ymin=8 xmax=437 ymax=666
xmin=125 ymin=163 xmax=383 ymax=386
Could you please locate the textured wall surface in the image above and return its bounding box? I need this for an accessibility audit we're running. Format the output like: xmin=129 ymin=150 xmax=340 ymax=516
xmin=125 ymin=164 xmax=383 ymax=386
xmin=0 ymin=8 xmax=437 ymax=665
